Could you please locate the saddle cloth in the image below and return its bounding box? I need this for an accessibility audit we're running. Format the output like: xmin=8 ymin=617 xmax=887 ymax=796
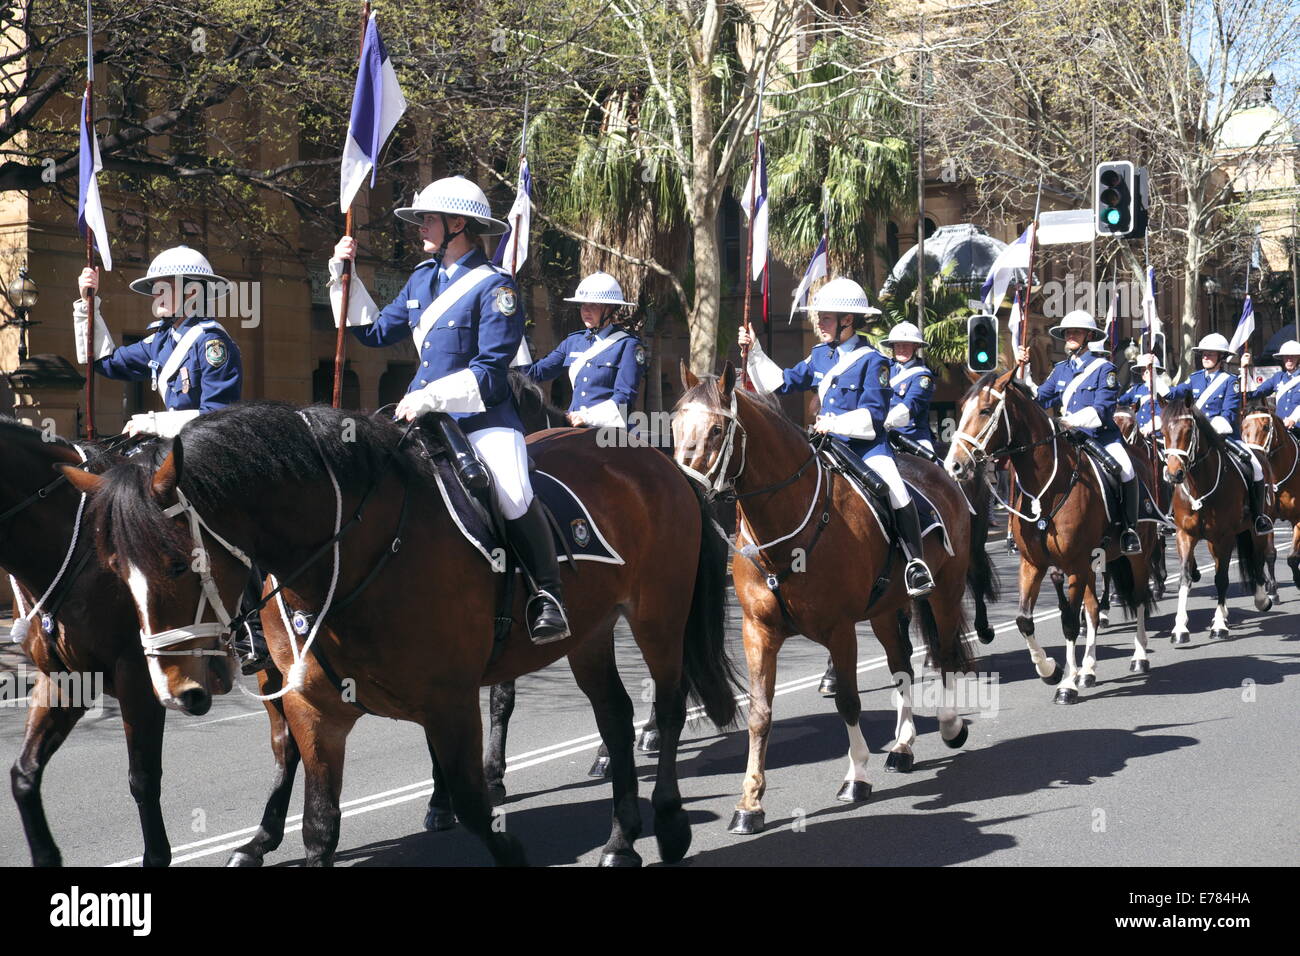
xmin=1080 ymin=450 xmax=1172 ymax=531
xmin=430 ymin=452 xmax=624 ymax=567
xmin=834 ymin=462 xmax=956 ymax=557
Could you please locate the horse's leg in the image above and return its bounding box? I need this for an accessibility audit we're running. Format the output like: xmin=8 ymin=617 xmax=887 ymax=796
xmin=284 ymin=695 xmax=358 ymax=867
xmin=628 ymin=615 xmax=690 ymax=864
xmin=423 ymin=687 xmax=528 ymax=866
xmin=817 ymin=653 xmax=837 ymax=697
xmin=115 ymin=657 xmax=171 ymax=867
xmin=636 ymin=702 xmax=660 ymax=753
xmin=485 ymin=681 xmax=514 ymax=802
xmin=1258 ymin=530 xmax=1277 ymax=611
xmin=1130 ymin=599 xmax=1151 ymax=673
xmin=1152 ymin=535 xmax=1168 ymax=599
xmin=1172 ymin=530 xmax=1196 ymax=645
xmin=1016 ymin=559 xmax=1060 ymax=683
xmin=1078 ymin=577 xmax=1101 ymax=689
xmin=731 ymin=613 xmax=782 ymax=835
xmin=873 ymin=612 xmax=916 ymax=774
xmin=1051 ymin=568 xmax=1068 ymax=617
xmin=424 ymin=733 xmax=456 ymax=832
xmin=1098 ymin=571 xmax=1111 ymax=627
xmin=227 ymin=668 xmax=302 ymax=865
xmin=827 ymin=622 xmax=871 ymax=803
xmin=1208 ymin=537 xmax=1232 ymax=641
xmin=10 ymin=674 xmax=86 ymax=867
xmin=1054 ymin=572 xmax=1086 ymax=705
xmin=1289 ymin=523 xmax=1300 ymax=588
xmin=565 ymin=637 xmax=643 ymax=867
xmin=1266 ymin=532 xmax=1280 ymax=602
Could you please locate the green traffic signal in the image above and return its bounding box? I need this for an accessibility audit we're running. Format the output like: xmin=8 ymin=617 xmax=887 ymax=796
xmin=1106 ymin=209 xmax=1121 ymax=225
xmin=976 ymin=350 xmax=990 ymax=363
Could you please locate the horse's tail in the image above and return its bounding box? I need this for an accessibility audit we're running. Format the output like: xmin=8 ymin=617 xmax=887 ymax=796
xmin=680 ymin=480 xmax=742 ymax=730
xmin=1235 ymin=528 xmax=1267 ymax=592
xmin=1104 ymin=553 xmax=1155 ymax=619
xmin=914 ymin=596 xmax=974 ymax=675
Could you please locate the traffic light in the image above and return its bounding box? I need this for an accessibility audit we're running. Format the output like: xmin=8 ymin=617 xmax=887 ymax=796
xmin=1095 ymin=161 xmax=1136 ymax=236
xmin=1130 ymin=166 xmax=1150 ymax=240
xmin=967 ymin=312 xmax=999 ymax=373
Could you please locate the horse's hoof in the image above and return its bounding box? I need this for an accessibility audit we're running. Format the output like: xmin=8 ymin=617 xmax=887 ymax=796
xmin=654 ymin=806 xmax=692 ymax=864
xmin=225 ymin=850 xmax=262 ymax=868
xmin=1098 ymin=613 xmax=1110 ymax=628
xmin=1257 ymin=597 xmax=1273 ymax=613
xmin=1189 ymin=565 xmax=1201 ymax=582
xmin=636 ymin=728 xmax=660 ymax=753
xmin=1043 ymin=663 xmax=1064 ymax=686
xmin=424 ymin=806 xmax=457 ymax=832
xmin=587 ymin=755 xmax=610 ymax=779
xmin=1171 ymin=632 xmax=1191 ymax=647
xmin=1054 ymin=687 xmax=1079 ymax=705
xmin=835 ymin=780 xmax=872 ymax=803
xmin=598 ymin=849 xmax=643 ymax=868
xmin=728 ymin=810 xmax=765 ymax=835
xmin=818 ymin=675 xmax=838 ymax=697
xmin=977 ymin=625 xmax=996 ymax=645
xmin=1209 ymin=628 xmax=1231 ymax=641
xmin=1130 ymin=659 xmax=1150 ymax=674
xmin=943 ymin=722 xmax=969 ymax=749
xmin=1079 ymin=673 xmax=1097 ymax=688
xmin=884 ymin=751 xmax=915 ymax=773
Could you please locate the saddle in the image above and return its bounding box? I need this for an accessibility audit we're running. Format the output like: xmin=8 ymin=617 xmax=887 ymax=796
xmin=1071 ymin=437 xmax=1171 ymax=534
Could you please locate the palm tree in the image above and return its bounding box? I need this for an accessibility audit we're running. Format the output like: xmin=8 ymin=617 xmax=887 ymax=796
xmin=868 ymin=262 xmax=977 ymax=378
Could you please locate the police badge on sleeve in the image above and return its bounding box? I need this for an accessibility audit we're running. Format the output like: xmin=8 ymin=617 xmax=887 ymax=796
xmin=1106 ymin=370 xmax=1118 ymax=388
xmin=494 ymin=286 xmax=518 ymax=316
xmin=635 ymin=345 xmax=646 ymax=366
xmin=878 ymin=365 xmax=890 ymax=386
xmin=205 ymin=338 xmax=228 ymax=368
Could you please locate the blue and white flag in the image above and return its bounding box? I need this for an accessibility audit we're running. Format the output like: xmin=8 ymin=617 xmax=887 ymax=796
xmin=980 ymin=223 xmax=1033 ymax=312
xmin=1141 ymin=266 xmax=1161 ymax=345
xmin=789 ymin=232 xmax=828 ymax=321
xmin=340 ymin=14 xmax=407 ymax=212
xmin=493 ymin=158 xmax=532 ymax=277
xmin=740 ymin=139 xmax=768 ymax=280
xmin=77 ymin=89 xmax=111 ymax=272
xmin=1103 ymin=279 xmax=1119 ymax=353
xmin=1008 ymin=290 xmax=1023 ymax=352
xmin=1228 ymin=295 xmax=1255 ymax=355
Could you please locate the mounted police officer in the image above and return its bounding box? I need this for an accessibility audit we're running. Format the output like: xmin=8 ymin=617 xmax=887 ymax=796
xmin=738 ymin=277 xmax=936 ymax=597
xmin=880 ymin=321 xmax=935 ymax=452
xmin=75 ymin=246 xmax=241 ymax=437
xmin=525 ymin=272 xmax=645 ymax=429
xmin=1246 ymin=340 xmax=1300 ymax=436
xmin=1016 ymin=309 xmax=1143 ymax=555
xmin=330 ymin=175 xmax=569 ymax=644
xmin=1120 ymin=353 xmax=1166 ymax=441
xmin=1166 ymin=332 xmax=1272 ymax=535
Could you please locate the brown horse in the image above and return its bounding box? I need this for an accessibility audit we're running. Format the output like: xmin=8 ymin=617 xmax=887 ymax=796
xmin=1243 ymin=399 xmax=1299 ymax=590
xmin=946 ymin=370 xmax=1159 ymax=698
xmin=65 ymin=401 xmax=737 ymax=867
xmin=672 ymin=364 xmax=974 ymax=835
xmin=1159 ymin=394 xmax=1274 ymax=643
xmin=1 ymin=419 xmax=182 ymax=866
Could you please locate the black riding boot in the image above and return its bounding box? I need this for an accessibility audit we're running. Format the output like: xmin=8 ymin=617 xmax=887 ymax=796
xmin=894 ymin=501 xmax=936 ymax=598
xmin=505 ymin=499 xmax=571 ymax=645
xmin=1119 ymin=477 xmax=1142 ymax=555
xmin=233 ymin=565 xmax=271 ymax=675
xmin=1249 ymin=480 xmax=1274 ymax=536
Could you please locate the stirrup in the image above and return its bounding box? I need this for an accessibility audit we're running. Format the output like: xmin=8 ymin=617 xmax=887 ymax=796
xmin=1120 ymin=528 xmax=1142 ymax=555
xmin=525 ymin=590 xmax=571 ymax=645
xmin=904 ymin=559 xmax=935 ymax=598
xmin=1254 ymin=515 xmax=1274 ymax=535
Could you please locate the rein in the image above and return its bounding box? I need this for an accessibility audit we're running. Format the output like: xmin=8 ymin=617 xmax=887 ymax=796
xmin=1164 ymin=412 xmax=1228 ymax=511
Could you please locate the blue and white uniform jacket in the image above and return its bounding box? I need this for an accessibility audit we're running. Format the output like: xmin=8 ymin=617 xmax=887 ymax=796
xmin=525 ymin=324 xmax=645 ymax=428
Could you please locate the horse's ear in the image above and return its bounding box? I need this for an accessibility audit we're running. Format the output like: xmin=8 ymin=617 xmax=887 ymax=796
xmin=151 ymin=442 xmax=184 ymax=501
xmin=60 ymin=465 xmax=105 ymax=495
xmin=719 ymin=361 xmax=737 ymax=399
xmin=964 ymin=369 xmax=982 ymax=384
xmin=680 ymin=359 xmax=700 ymax=391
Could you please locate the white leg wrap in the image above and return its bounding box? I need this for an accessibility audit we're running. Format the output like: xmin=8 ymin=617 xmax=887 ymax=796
xmin=844 ymin=721 xmax=871 ymax=783
xmin=1174 ymin=581 xmax=1191 ymax=634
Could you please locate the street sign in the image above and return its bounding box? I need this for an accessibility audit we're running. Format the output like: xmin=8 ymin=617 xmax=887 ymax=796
xmin=1037 ymin=209 xmax=1095 ymax=246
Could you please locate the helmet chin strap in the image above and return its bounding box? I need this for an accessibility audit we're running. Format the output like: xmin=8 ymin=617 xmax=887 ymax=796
xmin=431 ymin=213 xmax=467 ymax=266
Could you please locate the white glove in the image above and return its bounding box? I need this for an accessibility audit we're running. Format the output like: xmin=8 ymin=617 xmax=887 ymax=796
xmin=817 ymin=408 xmax=876 ymax=440
xmin=328 ymin=257 xmax=380 ymax=328
xmin=124 ymin=410 xmax=200 ymax=438
xmin=745 ymin=338 xmax=786 ymax=395
xmin=577 ymin=399 xmax=627 ymax=430
xmin=884 ymin=403 xmax=911 ymax=430
xmin=72 ymin=297 xmax=116 ymax=363
xmin=394 ymin=369 xmax=486 ymax=420
xmin=1210 ymin=415 xmax=1233 ymax=435
xmin=1063 ymin=407 xmax=1103 ymax=430
xmin=1285 ymin=415 xmax=1297 ymax=428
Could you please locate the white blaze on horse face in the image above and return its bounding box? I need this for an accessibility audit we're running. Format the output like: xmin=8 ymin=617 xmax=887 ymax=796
xmin=672 ymin=402 xmax=720 ymax=477
xmin=127 ymin=563 xmax=183 ymax=708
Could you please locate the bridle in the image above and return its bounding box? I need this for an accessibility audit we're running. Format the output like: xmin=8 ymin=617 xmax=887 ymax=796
xmin=676 ymin=391 xmax=748 ymax=499
xmin=1244 ymin=410 xmax=1299 ymax=491
xmin=1163 ymin=411 xmax=1222 ymax=511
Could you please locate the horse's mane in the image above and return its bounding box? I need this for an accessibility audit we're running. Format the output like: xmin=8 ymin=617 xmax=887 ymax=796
xmin=1244 ymin=396 xmax=1275 ymax=416
xmin=960 ymin=370 xmax=1036 ymax=408
xmin=676 ymin=376 xmax=783 ymax=416
xmin=0 ymin=412 xmax=150 ymax=473
xmin=88 ymin=401 xmax=434 ymax=578
xmin=508 ymin=369 xmax=568 ymax=431
xmin=1163 ymin=392 xmax=1229 ymax=452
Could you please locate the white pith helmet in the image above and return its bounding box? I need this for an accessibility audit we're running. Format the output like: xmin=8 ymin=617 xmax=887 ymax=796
xmin=1274 ymin=340 xmax=1300 ymax=358
xmin=797 ymin=277 xmax=881 ymax=316
xmin=1192 ymin=332 xmax=1235 ymax=359
xmin=1048 ymin=309 xmax=1105 ymax=341
xmin=1132 ymin=352 xmax=1165 ymax=371
xmin=881 ymin=321 xmax=928 ymax=348
xmin=394 ymin=176 xmax=508 ymax=234
xmin=563 ymin=272 xmax=635 ymax=307
xmin=129 ymin=246 xmax=229 ymax=296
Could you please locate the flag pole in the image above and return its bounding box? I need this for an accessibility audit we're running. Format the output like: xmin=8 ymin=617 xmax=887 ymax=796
xmin=740 ymin=56 xmax=767 ymax=390
xmin=1014 ymin=177 xmax=1043 ymax=380
xmin=1141 ymin=265 xmax=1161 ymax=510
xmin=332 ymin=0 xmax=372 ymax=409
xmin=81 ymin=3 xmax=97 ymax=440
xmin=507 ymin=90 xmax=529 ymax=278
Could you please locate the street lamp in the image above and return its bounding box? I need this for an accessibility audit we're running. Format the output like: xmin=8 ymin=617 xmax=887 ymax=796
xmin=5 ymin=266 xmax=40 ymax=362
xmin=1203 ymin=276 xmax=1220 ymax=335
xmin=1124 ymin=337 xmax=1140 ymax=363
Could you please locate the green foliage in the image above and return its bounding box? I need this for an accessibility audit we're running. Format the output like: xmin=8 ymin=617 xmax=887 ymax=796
xmin=867 ymin=262 xmax=976 ymax=375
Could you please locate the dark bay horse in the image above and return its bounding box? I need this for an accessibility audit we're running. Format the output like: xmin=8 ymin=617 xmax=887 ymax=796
xmin=66 ymin=402 xmax=736 ymax=866
xmin=1162 ymin=395 xmax=1275 ymax=643
xmin=1 ymin=418 xmax=184 ymax=866
xmin=673 ymin=365 xmax=974 ymax=835
xmin=1243 ymin=400 xmax=1298 ymax=589
xmin=946 ymin=370 xmax=1158 ymax=699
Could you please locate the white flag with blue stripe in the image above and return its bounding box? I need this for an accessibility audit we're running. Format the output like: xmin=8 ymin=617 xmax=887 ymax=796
xmin=789 ymin=233 xmax=827 ymax=322
xmin=740 ymin=139 xmax=768 ymax=280
xmin=493 ymin=158 xmax=532 ymax=277
xmin=340 ymin=14 xmax=407 ymax=212
xmin=77 ymin=2 xmax=110 ymax=271
xmin=1228 ymin=295 xmax=1255 ymax=355
xmin=1142 ymin=267 xmax=1161 ymax=345
xmin=980 ymin=223 xmax=1033 ymax=312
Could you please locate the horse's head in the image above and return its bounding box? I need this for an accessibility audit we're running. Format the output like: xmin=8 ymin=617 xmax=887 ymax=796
xmin=1242 ymin=399 xmax=1279 ymax=456
xmin=1161 ymin=394 xmax=1210 ymax=486
xmin=1114 ymin=405 xmax=1137 ymax=442
xmin=945 ymin=368 xmax=1022 ymax=482
xmin=64 ymin=445 xmax=243 ymax=715
xmin=672 ymin=360 xmax=746 ymax=498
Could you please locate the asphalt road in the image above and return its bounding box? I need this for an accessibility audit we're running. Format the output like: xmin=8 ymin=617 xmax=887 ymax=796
xmin=2 ymin=518 xmax=1297 ymax=868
